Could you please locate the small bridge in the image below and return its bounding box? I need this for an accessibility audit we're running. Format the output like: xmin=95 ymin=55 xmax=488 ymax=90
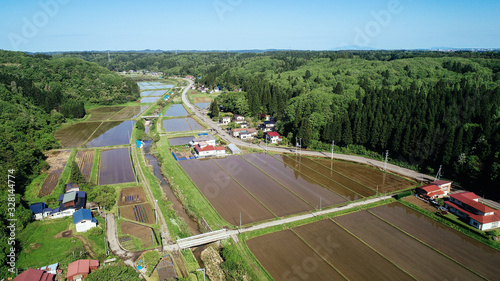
xmin=141 ymin=115 xmax=161 ymax=119
xmin=164 ymin=229 xmax=235 ymax=251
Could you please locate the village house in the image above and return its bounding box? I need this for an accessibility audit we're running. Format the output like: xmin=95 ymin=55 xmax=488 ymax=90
xmin=29 ymin=202 xmax=53 ymax=221
xmin=190 ymin=134 xmax=216 ymax=147
xmin=239 ymin=128 xmax=258 ymax=140
xmin=66 ymin=259 xmax=99 ymax=281
xmin=266 ymin=132 xmax=282 ymax=144
xmin=416 ymin=180 xmax=453 ymax=199
xmin=445 ymin=191 xmax=500 ymax=231
xmin=260 ymin=121 xmax=276 ymax=132
xmin=231 ymin=128 xmax=249 ymax=137
xmin=220 ymin=116 xmax=231 ymax=125
xmin=37 ymin=263 xmax=59 ymax=275
xmin=233 ymin=114 xmax=246 ymax=124
xmin=259 ymin=114 xmax=273 ymax=121
xmin=14 ymin=268 xmax=55 ymax=281
xmin=194 ymin=144 xmax=226 ymax=158
xmin=49 ymin=191 xmax=87 ymax=219
xmin=73 ymin=209 xmax=97 ymax=232
xmin=239 ymin=122 xmax=248 ymax=128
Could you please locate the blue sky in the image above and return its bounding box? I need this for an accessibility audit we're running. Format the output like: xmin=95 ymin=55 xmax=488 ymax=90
xmin=1 ymin=0 xmax=499 ymax=52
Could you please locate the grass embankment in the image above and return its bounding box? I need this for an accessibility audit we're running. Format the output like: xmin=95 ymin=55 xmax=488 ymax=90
xmin=398 ymin=198 xmax=500 ymax=250
xmin=153 ymin=137 xmax=228 ymax=229
xmin=133 ymin=145 xmax=192 ymax=241
xmin=181 ymin=249 xmax=204 ymax=280
xmin=89 ymin=149 xmax=100 ymax=184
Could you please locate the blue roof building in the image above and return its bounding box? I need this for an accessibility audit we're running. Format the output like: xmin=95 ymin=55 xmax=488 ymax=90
xmin=73 ymin=209 xmax=97 ymax=232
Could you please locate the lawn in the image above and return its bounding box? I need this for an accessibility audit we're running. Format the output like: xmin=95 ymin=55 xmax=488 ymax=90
xmin=17 ymin=217 xmax=82 ymax=269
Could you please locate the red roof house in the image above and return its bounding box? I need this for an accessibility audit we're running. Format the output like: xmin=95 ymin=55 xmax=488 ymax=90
xmin=66 ymin=259 xmax=99 ymax=281
xmin=14 ymin=268 xmax=55 ymax=281
xmin=445 ymin=191 xmax=500 ymax=231
xmin=266 ymin=132 xmax=282 ymax=144
xmin=194 ymin=144 xmax=226 ymax=157
xmin=416 ymin=180 xmax=452 ymax=199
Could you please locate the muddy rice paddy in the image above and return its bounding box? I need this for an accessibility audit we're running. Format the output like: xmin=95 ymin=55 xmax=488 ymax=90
xmin=86 ymin=120 xmax=135 ymax=147
xmin=99 ymin=148 xmax=136 ymax=185
xmin=76 ymin=150 xmax=94 ymax=182
xmin=248 ymin=203 xmax=496 ymax=280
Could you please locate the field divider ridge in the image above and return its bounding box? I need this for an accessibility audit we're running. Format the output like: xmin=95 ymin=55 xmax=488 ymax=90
xmin=83 ymin=121 xmax=104 ymax=145
xmin=289 ymin=228 xmax=349 ymax=281
xmin=366 ymin=209 xmax=488 ymax=280
xmin=266 ymin=154 xmax=350 ymax=201
xmin=210 ymin=158 xmax=278 ymax=219
xmin=280 ymin=154 xmax=367 ymax=198
xmin=308 ymin=157 xmax=375 ymax=191
xmin=328 ymin=217 xmax=418 ymax=280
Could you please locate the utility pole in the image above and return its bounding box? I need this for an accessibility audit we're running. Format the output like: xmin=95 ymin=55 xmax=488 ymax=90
xmin=295 ymin=137 xmax=299 ymax=155
xmin=331 ymin=140 xmax=335 ymax=160
xmin=384 ymin=150 xmax=389 ymax=171
xmin=435 ymin=165 xmax=442 ymax=181
xmin=239 ymin=212 xmax=241 ymax=228
xmin=319 ymin=197 xmax=322 ymax=210
xmin=376 ymin=185 xmax=379 ymax=196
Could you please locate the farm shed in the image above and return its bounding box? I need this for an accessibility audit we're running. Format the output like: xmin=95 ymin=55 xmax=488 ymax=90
xmin=66 ymin=259 xmax=99 ymax=281
xmin=445 ymin=191 xmax=500 ymax=230
xmin=73 ymin=209 xmax=97 ymax=232
xmin=228 ymin=143 xmax=241 ymax=154
xmin=29 ymin=202 xmax=52 ymax=220
xmin=14 ymin=268 xmax=55 ymax=281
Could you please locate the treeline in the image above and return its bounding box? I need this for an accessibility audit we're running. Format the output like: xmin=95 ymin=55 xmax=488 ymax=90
xmin=0 ymin=50 xmax=140 ymax=278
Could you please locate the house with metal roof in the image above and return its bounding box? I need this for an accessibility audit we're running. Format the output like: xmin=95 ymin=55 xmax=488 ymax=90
xmin=266 ymin=132 xmax=282 ymax=144
xmin=416 ymin=180 xmax=452 ymax=199
xmin=29 ymin=202 xmax=53 ymax=220
xmin=65 ymin=183 xmax=80 ymax=193
xmin=445 ymin=191 xmax=500 ymax=230
xmin=190 ymin=134 xmax=216 ymax=147
xmin=14 ymin=268 xmax=55 ymax=281
xmin=66 ymin=259 xmax=99 ymax=281
xmin=194 ymin=144 xmax=226 ymax=158
xmin=73 ymin=209 xmax=97 ymax=232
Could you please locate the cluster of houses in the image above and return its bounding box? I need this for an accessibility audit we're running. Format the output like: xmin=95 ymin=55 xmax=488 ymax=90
xmin=122 ymin=70 xmax=163 ymax=77
xmin=29 ymin=183 xmax=98 ymax=233
xmin=187 ymin=133 xmax=241 ymax=157
xmin=416 ymin=180 xmax=500 ymax=231
xmin=14 ymin=259 xmax=99 ymax=281
xmin=220 ymin=113 xmax=283 ymax=144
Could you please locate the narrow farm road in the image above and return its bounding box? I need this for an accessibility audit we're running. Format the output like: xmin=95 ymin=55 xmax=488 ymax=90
xmin=105 ymin=213 xmax=142 ymax=267
xmin=181 ymin=78 xmax=433 ymax=183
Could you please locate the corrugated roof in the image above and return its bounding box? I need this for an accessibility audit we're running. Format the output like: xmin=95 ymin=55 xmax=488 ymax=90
xmin=267 ymin=132 xmax=280 ymax=137
xmin=73 ymin=209 xmax=93 ymax=224
xmin=450 ymin=192 xmax=494 ymax=213
xmin=62 ymin=192 xmax=77 ymax=204
xmin=14 ymin=268 xmax=54 ymax=281
xmin=227 ymin=143 xmax=241 ymax=154
xmin=30 ymin=203 xmax=46 ymax=214
xmin=67 ymin=260 xmax=99 ymax=278
xmin=446 ymin=201 xmax=500 ymax=224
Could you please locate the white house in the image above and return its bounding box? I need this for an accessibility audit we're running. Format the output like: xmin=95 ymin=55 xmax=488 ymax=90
xmin=29 ymin=202 xmax=52 ymax=221
xmin=240 ymin=129 xmax=258 ymax=140
xmin=190 ymin=134 xmax=216 ymax=147
xmin=194 ymin=144 xmax=226 ymax=157
xmin=266 ymin=132 xmax=282 ymax=144
xmin=220 ymin=116 xmax=231 ymax=125
xmin=260 ymin=121 xmax=276 ymax=132
xmin=445 ymin=191 xmax=500 ymax=231
xmin=233 ymin=114 xmax=246 ymax=124
xmin=73 ymin=209 xmax=97 ymax=232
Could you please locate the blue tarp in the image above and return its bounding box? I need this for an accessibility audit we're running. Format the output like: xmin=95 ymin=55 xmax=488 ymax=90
xmin=198 ymin=133 xmax=208 ymax=136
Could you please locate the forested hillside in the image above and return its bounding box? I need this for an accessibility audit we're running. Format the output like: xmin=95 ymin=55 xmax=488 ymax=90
xmin=0 ymin=50 xmax=139 ymax=277
xmin=68 ymin=50 xmax=500 ymax=196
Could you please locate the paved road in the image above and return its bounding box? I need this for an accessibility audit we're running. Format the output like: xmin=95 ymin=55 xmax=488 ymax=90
xmin=181 ymin=78 xmax=433 ymax=184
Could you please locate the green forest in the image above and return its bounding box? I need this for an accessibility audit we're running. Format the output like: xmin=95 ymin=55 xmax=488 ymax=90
xmin=0 ymin=50 xmax=139 ymax=278
xmin=68 ymin=50 xmax=500 ymax=197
